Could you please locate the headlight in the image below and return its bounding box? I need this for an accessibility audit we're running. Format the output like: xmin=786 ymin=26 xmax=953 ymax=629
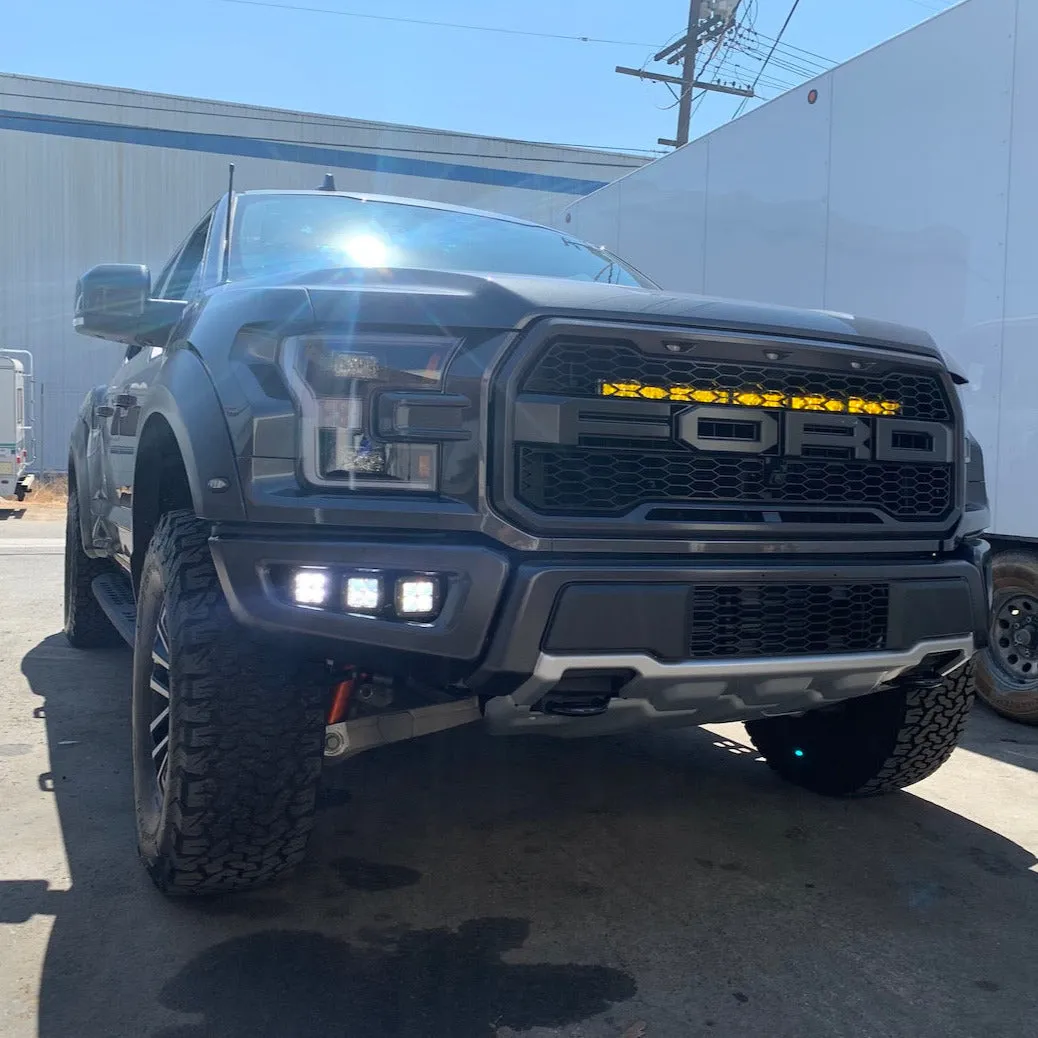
xmin=280 ymin=333 xmax=457 ymax=491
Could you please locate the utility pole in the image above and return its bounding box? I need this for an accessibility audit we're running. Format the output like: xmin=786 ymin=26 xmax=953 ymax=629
xmin=675 ymin=0 xmax=704 ymax=147
xmin=617 ymin=0 xmax=753 ymax=147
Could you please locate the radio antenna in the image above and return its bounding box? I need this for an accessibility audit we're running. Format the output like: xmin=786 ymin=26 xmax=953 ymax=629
xmin=221 ymin=163 xmax=235 ymax=283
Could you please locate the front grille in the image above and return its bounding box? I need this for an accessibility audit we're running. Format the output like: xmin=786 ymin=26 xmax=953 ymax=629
xmin=522 ymin=340 xmax=952 ymax=422
xmin=689 ymin=583 xmax=889 ymax=657
xmin=517 ymin=447 xmax=953 ymax=521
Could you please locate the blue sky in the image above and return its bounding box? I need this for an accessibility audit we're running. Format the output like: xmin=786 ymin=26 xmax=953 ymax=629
xmin=2 ymin=0 xmax=959 ymax=152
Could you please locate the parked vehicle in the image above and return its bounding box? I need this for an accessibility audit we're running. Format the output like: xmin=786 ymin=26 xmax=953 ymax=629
xmin=0 ymin=349 xmax=35 ymax=501
xmin=558 ymin=0 xmax=1033 ymax=722
xmin=67 ymin=182 xmax=988 ymax=895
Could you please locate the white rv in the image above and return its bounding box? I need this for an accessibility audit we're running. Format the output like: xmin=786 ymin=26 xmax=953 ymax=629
xmin=0 ymin=351 xmax=34 ymax=502
xmin=559 ymin=0 xmax=1038 ymax=722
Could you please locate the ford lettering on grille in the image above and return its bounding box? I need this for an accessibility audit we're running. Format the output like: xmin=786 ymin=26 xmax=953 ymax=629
xmin=676 ymin=405 xmax=953 ymax=464
xmin=505 ymin=336 xmax=959 ymax=527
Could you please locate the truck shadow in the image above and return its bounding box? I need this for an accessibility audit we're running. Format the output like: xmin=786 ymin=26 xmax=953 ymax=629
xmin=7 ymin=633 xmax=1038 ymax=1037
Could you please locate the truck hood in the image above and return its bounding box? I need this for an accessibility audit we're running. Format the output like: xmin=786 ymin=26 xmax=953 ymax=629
xmin=257 ymin=267 xmax=942 ymax=360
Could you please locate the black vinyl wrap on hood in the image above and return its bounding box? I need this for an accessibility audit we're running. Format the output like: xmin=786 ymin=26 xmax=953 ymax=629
xmin=273 ymin=267 xmax=943 ymax=358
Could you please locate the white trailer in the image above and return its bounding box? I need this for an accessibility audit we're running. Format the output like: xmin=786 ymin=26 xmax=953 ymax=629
xmin=559 ymin=0 xmax=1038 ymax=721
xmin=0 ymin=350 xmax=35 ymax=501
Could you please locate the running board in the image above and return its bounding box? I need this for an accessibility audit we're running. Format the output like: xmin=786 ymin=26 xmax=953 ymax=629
xmin=91 ymin=573 xmax=137 ymax=647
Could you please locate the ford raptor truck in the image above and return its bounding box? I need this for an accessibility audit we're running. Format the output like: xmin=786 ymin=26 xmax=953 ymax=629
xmin=65 ymin=185 xmax=991 ymax=895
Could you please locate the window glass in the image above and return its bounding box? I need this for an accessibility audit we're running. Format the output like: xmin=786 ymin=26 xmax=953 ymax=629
xmin=232 ymin=195 xmax=652 ymax=287
xmin=151 ymin=250 xmax=181 ymax=301
xmin=159 ymin=214 xmax=214 ymax=300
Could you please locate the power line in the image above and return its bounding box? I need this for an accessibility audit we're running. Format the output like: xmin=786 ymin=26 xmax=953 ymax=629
xmin=748 ymin=30 xmax=834 ymax=66
xmin=713 ymin=61 xmax=797 ymax=91
xmin=217 ymin=0 xmax=660 ymax=47
xmin=735 ymin=46 xmax=824 ymax=79
xmin=731 ymin=0 xmax=802 ymax=119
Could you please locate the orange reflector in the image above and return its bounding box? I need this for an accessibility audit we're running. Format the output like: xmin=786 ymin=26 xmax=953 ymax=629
xmin=328 ymin=678 xmax=354 ymax=725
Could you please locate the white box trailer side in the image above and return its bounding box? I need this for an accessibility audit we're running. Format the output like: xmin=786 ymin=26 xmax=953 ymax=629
xmin=564 ymin=0 xmax=1023 ymax=530
xmin=0 ymin=353 xmax=34 ymax=501
xmin=559 ymin=0 xmax=1038 ymax=719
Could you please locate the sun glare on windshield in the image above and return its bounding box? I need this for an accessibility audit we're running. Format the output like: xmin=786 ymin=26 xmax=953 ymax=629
xmin=336 ymin=233 xmax=391 ymax=268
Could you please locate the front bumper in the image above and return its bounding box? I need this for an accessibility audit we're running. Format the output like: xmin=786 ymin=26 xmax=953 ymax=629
xmin=209 ymin=529 xmax=990 ymax=731
xmin=481 ymin=637 xmax=975 ymax=736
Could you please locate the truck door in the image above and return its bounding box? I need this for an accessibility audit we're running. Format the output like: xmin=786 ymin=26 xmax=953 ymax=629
xmin=102 ymin=345 xmax=154 ymax=550
xmin=100 ymin=211 xmax=215 ymax=556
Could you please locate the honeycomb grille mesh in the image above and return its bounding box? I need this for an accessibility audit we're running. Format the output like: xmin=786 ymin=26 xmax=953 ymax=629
xmin=516 ymin=447 xmax=953 ymax=521
xmin=689 ymin=583 xmax=889 ymax=657
xmin=522 ymin=340 xmax=951 ymax=422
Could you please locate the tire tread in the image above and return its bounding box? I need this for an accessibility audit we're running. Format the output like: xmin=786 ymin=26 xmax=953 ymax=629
xmin=139 ymin=510 xmax=325 ymax=895
xmin=746 ymin=669 xmax=975 ymax=797
xmin=64 ymin=485 xmax=121 ymax=648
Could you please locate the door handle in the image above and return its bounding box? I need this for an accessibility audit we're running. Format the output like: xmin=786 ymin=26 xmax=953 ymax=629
xmin=95 ymin=405 xmax=115 ymax=419
xmin=115 ymin=394 xmax=137 ymax=409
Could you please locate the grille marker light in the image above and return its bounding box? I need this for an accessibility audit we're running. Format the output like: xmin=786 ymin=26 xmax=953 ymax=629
xmin=600 ymin=381 xmax=901 ymax=415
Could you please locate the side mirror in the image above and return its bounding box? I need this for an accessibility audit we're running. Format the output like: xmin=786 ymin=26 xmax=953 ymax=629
xmin=73 ymin=264 xmax=151 ymax=343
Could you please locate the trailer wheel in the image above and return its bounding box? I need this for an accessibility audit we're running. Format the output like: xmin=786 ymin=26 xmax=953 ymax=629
xmin=970 ymin=550 xmax=1038 ymax=724
xmin=745 ymin=669 xmax=974 ymax=797
xmin=64 ymin=483 xmax=121 ymax=648
xmin=133 ymin=510 xmax=327 ymax=895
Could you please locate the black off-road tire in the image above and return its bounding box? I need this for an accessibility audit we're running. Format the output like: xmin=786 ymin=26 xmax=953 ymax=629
xmin=133 ymin=509 xmax=326 ymax=896
xmin=745 ymin=668 xmax=975 ymax=797
xmin=971 ymin=550 xmax=1038 ymax=725
xmin=64 ymin=480 xmax=121 ymax=648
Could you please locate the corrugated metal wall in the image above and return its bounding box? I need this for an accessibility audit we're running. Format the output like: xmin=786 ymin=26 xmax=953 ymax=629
xmin=0 ymin=73 xmax=644 ymax=469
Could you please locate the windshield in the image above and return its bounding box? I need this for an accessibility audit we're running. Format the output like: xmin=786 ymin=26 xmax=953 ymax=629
xmin=231 ymin=194 xmax=651 ymax=287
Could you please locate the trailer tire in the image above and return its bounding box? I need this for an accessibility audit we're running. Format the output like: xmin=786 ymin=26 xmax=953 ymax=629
xmin=64 ymin=484 xmax=121 ymax=648
xmin=971 ymin=550 xmax=1038 ymax=725
xmin=745 ymin=668 xmax=974 ymax=797
xmin=133 ymin=509 xmax=326 ymax=896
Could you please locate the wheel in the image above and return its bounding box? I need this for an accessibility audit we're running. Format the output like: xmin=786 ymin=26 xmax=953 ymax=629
xmin=971 ymin=550 xmax=1038 ymax=724
xmin=745 ymin=668 xmax=975 ymax=797
xmin=64 ymin=479 xmax=121 ymax=648
xmin=132 ymin=509 xmax=327 ymax=895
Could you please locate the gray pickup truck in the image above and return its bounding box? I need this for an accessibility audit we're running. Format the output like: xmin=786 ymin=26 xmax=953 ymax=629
xmin=66 ymin=183 xmax=990 ymax=895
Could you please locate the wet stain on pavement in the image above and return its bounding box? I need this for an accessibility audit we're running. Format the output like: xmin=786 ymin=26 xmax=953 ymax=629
xmin=154 ymin=917 xmax=636 ymax=1038
xmin=969 ymin=846 xmax=1018 ymax=878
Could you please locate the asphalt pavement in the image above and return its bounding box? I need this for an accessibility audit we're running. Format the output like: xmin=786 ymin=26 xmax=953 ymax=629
xmin=1 ymin=518 xmax=1038 ymax=1038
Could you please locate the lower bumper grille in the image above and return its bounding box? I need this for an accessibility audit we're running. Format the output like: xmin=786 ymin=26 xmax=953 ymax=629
xmin=689 ymin=583 xmax=889 ymax=658
xmin=517 ymin=446 xmax=953 ymax=522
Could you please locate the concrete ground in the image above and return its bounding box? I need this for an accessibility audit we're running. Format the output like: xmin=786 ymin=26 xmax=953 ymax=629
xmin=1 ymin=520 xmax=1037 ymax=1038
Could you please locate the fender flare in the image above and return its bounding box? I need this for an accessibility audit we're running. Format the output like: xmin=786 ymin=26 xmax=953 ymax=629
xmin=68 ymin=387 xmax=108 ymax=556
xmin=135 ymin=348 xmax=247 ymax=524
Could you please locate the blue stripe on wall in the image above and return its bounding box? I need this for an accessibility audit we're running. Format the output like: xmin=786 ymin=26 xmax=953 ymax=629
xmin=0 ymin=109 xmax=610 ymax=196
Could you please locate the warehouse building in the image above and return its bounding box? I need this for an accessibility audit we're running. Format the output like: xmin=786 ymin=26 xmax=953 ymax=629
xmin=0 ymin=72 xmax=645 ymax=470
